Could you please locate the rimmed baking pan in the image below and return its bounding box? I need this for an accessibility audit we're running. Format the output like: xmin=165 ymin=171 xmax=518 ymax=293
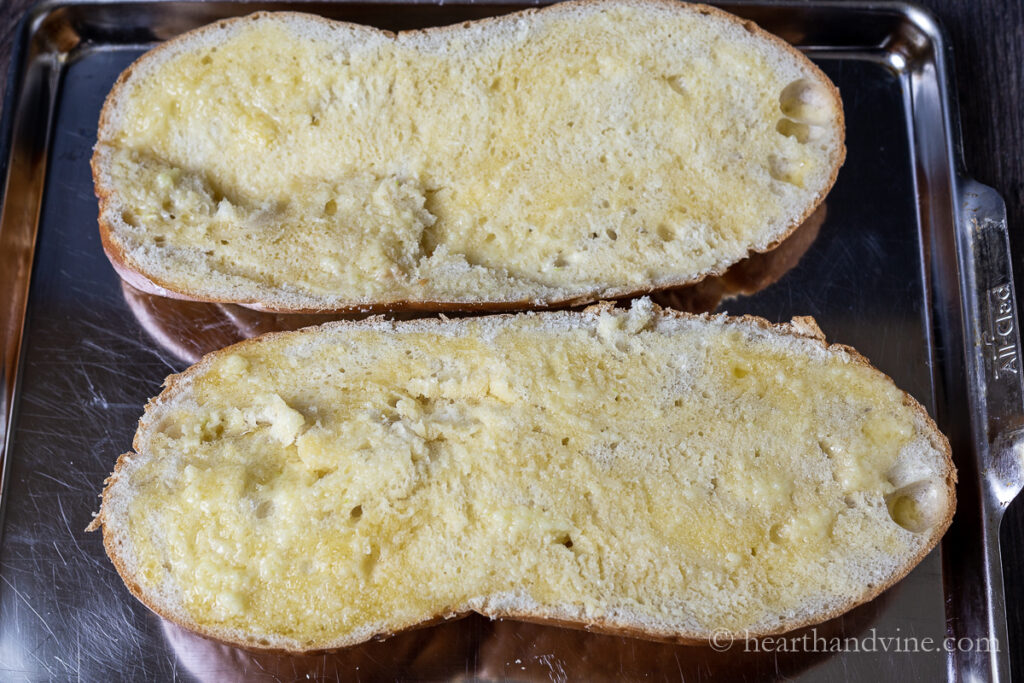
xmin=0 ymin=1 xmax=1020 ymax=680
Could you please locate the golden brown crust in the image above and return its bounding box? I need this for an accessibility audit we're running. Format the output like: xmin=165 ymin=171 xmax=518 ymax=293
xmin=89 ymin=303 xmax=954 ymax=654
xmin=92 ymin=0 xmax=846 ymax=313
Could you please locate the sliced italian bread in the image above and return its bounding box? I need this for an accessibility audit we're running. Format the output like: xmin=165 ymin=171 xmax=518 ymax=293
xmin=89 ymin=301 xmax=953 ymax=653
xmin=92 ymin=0 xmax=845 ymax=312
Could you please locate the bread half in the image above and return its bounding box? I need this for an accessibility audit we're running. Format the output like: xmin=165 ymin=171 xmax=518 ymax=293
xmin=89 ymin=301 xmax=953 ymax=653
xmin=92 ymin=0 xmax=845 ymax=312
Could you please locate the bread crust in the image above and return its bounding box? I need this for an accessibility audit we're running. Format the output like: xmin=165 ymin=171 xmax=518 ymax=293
xmin=91 ymin=0 xmax=846 ymax=314
xmin=88 ymin=303 xmax=953 ymax=654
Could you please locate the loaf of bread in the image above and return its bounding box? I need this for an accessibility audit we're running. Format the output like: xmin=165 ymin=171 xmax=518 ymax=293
xmin=89 ymin=301 xmax=953 ymax=652
xmin=93 ymin=0 xmax=845 ymax=312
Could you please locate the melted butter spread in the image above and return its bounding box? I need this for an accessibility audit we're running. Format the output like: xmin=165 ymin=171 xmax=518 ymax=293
xmin=118 ymin=308 xmax=938 ymax=648
xmin=101 ymin=6 xmax=840 ymax=306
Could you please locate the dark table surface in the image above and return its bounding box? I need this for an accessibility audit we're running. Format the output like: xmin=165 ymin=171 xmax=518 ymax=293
xmin=1 ymin=0 xmax=1022 ymax=680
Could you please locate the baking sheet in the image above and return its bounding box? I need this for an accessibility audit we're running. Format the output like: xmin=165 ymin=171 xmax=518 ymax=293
xmin=0 ymin=2 xmax=1012 ymax=680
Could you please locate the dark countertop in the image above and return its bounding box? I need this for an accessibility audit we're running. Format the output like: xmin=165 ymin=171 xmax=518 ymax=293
xmin=1 ymin=0 xmax=1022 ymax=679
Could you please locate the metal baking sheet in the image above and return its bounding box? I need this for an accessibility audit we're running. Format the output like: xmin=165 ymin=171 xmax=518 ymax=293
xmin=0 ymin=2 xmax=1019 ymax=680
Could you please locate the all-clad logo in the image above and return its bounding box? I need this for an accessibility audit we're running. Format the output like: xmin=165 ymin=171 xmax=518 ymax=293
xmin=985 ymin=284 xmax=1019 ymax=379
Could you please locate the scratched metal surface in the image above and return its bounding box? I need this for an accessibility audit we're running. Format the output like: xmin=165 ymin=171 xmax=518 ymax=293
xmin=0 ymin=3 xmax=978 ymax=681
